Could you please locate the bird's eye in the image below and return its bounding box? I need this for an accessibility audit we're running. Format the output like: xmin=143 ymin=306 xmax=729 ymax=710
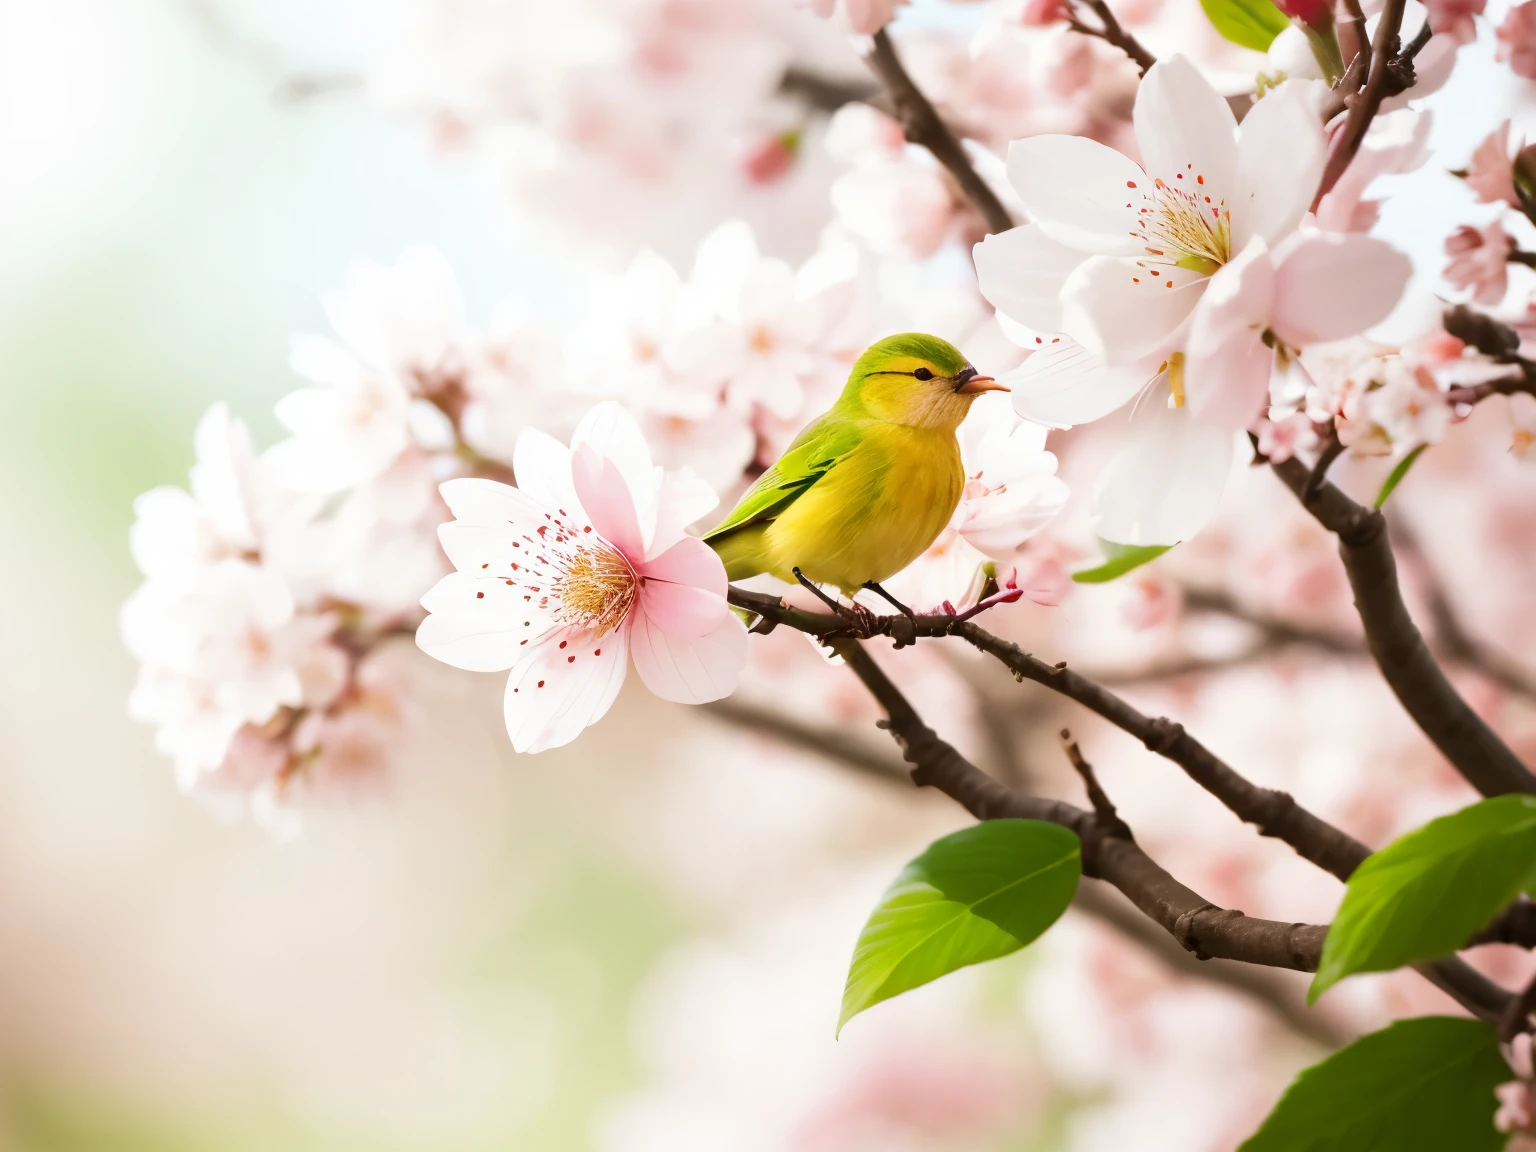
xmin=913 ymin=367 xmax=933 ymax=381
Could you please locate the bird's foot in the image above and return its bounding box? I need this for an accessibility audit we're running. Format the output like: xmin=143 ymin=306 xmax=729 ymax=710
xmin=861 ymin=581 xmax=916 ymax=620
xmin=792 ymin=567 xmax=876 ymax=638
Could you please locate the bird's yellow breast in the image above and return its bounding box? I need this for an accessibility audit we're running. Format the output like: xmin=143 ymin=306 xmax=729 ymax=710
xmin=761 ymin=422 xmax=963 ymax=596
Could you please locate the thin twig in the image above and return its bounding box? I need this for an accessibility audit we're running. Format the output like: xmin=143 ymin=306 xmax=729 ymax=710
xmin=1061 ymin=729 xmax=1133 ymax=839
xmin=1066 ymin=0 xmax=1157 ymax=74
xmin=1501 ymin=969 xmax=1536 ymax=1043
xmin=1303 ymin=430 xmax=1346 ymax=504
xmin=864 ymin=29 xmax=1016 ymax=236
xmin=1315 ymin=0 xmax=1409 ymax=201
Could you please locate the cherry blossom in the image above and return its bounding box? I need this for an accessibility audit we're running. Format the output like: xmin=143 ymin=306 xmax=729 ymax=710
xmin=1314 ymin=110 xmax=1432 ymax=233
xmin=1499 ymin=1 xmax=1536 ymax=80
xmin=800 ymin=0 xmax=909 ymax=34
xmin=826 ymin=103 xmax=962 ymax=260
xmin=415 ymin=403 xmax=746 ymax=752
xmin=1444 ymin=220 xmax=1513 ymax=305
xmin=1464 ymin=121 xmax=1521 ymax=209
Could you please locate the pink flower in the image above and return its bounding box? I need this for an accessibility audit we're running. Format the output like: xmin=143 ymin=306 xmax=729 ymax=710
xmin=1257 ymin=412 xmax=1320 ymax=464
xmin=802 ymin=0 xmax=909 ymax=34
xmin=1444 ymin=221 xmax=1513 ymax=305
xmin=1274 ymin=0 xmax=1330 ymax=29
xmin=415 ymin=403 xmax=747 ymax=753
xmin=1018 ymin=0 xmax=1073 ymax=23
xmin=1426 ymin=0 xmax=1485 ymax=42
xmin=1498 ymin=2 xmax=1536 ymax=79
xmin=1466 ymin=122 xmax=1520 ymax=207
xmin=1498 ymin=1035 xmax=1536 ymax=1136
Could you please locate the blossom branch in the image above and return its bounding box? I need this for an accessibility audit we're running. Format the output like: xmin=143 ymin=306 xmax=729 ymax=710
xmin=1315 ymin=0 xmax=1410 ymax=200
xmin=833 ymin=637 xmax=1510 ymax=1018
xmin=730 ymin=585 xmax=1536 ymax=952
xmin=1267 ymin=455 xmax=1536 ymax=798
xmin=704 ymin=696 xmax=1348 ymax=1046
xmin=1065 ymin=0 xmax=1158 ymax=74
xmin=864 ymin=29 xmax=1017 ymax=236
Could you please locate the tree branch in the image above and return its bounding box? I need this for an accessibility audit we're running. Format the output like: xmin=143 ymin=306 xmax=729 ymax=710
xmin=704 ymin=695 xmax=1349 ymax=1045
xmin=1315 ymin=0 xmax=1409 ymax=200
xmin=1066 ymin=0 xmax=1157 ymax=74
xmin=864 ymin=29 xmax=1016 ymax=236
xmin=1268 ymin=455 xmax=1536 ymax=797
xmin=835 ymin=639 xmax=1332 ymax=973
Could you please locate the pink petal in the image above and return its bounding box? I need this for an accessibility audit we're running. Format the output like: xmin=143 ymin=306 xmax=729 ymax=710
xmin=571 ymin=401 xmax=659 ymax=546
xmin=648 ymin=472 xmax=719 ymax=561
xmin=571 ymin=444 xmax=646 ymax=560
xmin=1061 ymin=256 xmax=1205 ymax=364
xmin=1271 ymin=233 xmax=1413 ymax=347
xmin=502 ymin=626 xmax=630 ymax=753
xmin=1184 ymin=239 xmax=1276 ymax=430
xmin=636 ymin=536 xmax=729 ymax=637
xmin=630 ymin=612 xmax=748 ymax=705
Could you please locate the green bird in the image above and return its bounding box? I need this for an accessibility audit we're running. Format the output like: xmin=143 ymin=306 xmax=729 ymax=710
xmin=703 ymin=333 xmax=1008 ymax=610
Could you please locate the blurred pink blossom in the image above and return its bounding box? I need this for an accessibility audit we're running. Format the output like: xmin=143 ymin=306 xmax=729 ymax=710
xmin=1426 ymin=0 xmax=1485 ymax=42
xmin=1444 ymin=220 xmax=1513 ymax=304
xmin=1498 ymin=2 xmax=1536 ymax=79
xmin=1466 ymin=121 xmax=1520 ymax=207
xmin=801 ymin=0 xmax=909 ymax=33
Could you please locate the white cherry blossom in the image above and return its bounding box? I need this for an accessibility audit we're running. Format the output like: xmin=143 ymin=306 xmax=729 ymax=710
xmin=415 ymin=403 xmax=746 ymax=753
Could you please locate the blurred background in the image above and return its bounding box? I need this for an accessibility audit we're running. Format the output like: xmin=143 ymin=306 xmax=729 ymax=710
xmin=5 ymin=1 xmax=1536 ymax=1149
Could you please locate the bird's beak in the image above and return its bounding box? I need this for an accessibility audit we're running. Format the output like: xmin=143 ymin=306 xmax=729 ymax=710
xmin=953 ymin=367 xmax=1008 ymax=395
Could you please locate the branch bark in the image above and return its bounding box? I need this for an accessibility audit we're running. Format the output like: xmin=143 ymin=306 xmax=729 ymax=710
xmin=1316 ymin=0 xmax=1409 ymax=200
xmin=1066 ymin=0 xmax=1157 ymax=74
xmin=864 ymin=29 xmax=1016 ymax=236
xmin=1269 ymin=455 xmax=1536 ymax=798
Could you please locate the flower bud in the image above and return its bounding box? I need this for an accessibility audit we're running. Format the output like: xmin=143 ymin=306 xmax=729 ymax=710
xmin=1274 ymin=0 xmax=1332 ymax=30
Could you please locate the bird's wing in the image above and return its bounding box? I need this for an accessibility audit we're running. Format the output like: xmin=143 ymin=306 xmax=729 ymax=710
xmin=702 ymin=415 xmax=864 ymax=541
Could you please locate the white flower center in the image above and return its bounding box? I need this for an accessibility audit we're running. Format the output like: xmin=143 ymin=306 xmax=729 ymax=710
xmin=1129 ymin=172 xmax=1230 ymax=277
xmin=506 ymin=509 xmax=638 ymax=638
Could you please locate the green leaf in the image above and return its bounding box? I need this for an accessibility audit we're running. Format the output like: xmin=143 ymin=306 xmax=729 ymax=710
xmin=1374 ymin=444 xmax=1428 ymax=508
xmin=1198 ymin=0 xmax=1290 ymax=52
xmin=839 ymin=821 xmax=1080 ymax=1033
xmin=1238 ymin=1016 xmax=1510 ymax=1152
xmin=1071 ymin=540 xmax=1172 ymax=584
xmin=1312 ymin=794 xmax=1536 ymax=1001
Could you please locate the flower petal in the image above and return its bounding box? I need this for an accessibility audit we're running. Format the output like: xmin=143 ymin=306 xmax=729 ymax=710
xmin=416 ymin=571 xmax=554 ymax=672
xmin=571 ymin=444 xmax=646 ymax=560
xmin=630 ymin=612 xmax=747 ymax=705
xmin=648 ymin=472 xmax=720 ymax=560
xmin=1005 ymin=136 xmax=1146 ymax=256
xmin=503 ymin=626 xmax=629 ymax=753
xmin=572 ymin=402 xmax=660 ymax=549
xmin=636 ymin=537 xmax=729 ymax=637
xmin=1184 ymin=239 xmax=1276 ymax=430
xmin=1230 ymin=84 xmax=1327 ymax=251
xmin=973 ymin=224 xmax=1088 ymax=336
xmin=512 ymin=428 xmax=581 ymax=518
xmin=438 ymin=477 xmax=546 ymax=528
xmin=1061 ymin=257 xmax=1205 ymax=364
xmin=1270 ymin=233 xmax=1413 ymax=347
xmin=1094 ymin=397 xmax=1237 ymax=546
xmin=1134 ymin=55 xmax=1238 ymax=194
xmin=960 ymin=475 xmax=1071 ymax=556
xmin=1001 ymin=339 xmax=1155 ymax=428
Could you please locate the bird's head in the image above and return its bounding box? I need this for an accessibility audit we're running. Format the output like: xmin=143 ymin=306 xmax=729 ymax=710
xmin=845 ymin=333 xmax=1008 ymax=430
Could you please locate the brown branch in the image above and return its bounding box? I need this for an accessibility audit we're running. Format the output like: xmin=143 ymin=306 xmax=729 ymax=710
xmin=730 ymin=584 xmax=1536 ymax=955
xmin=1061 ymin=728 xmax=1133 ymax=839
xmin=1316 ymin=0 xmax=1409 ymax=200
xmin=704 ymin=695 xmax=1348 ymax=1044
xmin=1268 ymin=455 xmax=1536 ymax=797
xmin=1066 ymin=0 xmax=1157 ymax=74
xmin=1501 ymin=968 xmax=1536 ymax=1043
xmin=778 ymin=66 xmax=879 ymax=113
xmin=864 ymin=29 xmax=1016 ymax=236
xmin=836 ymin=639 xmax=1331 ymax=972
xmin=1319 ymin=19 xmax=1371 ymax=123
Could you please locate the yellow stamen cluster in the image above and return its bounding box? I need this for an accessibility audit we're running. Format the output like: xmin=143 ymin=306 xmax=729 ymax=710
xmin=552 ymin=544 xmax=637 ymax=637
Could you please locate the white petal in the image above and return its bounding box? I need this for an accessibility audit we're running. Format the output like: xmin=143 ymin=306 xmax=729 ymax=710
xmin=512 ymin=428 xmax=581 ymax=517
xmin=973 ymin=225 xmax=1087 ymax=336
xmin=961 ymin=476 xmax=1071 ymax=556
xmin=648 ymin=472 xmax=719 ymax=560
xmin=630 ymin=612 xmax=747 ymax=705
xmin=503 ymin=627 xmax=629 ymax=753
xmin=1005 ymin=136 xmax=1146 ymax=256
xmin=416 ymin=571 xmax=554 ymax=672
xmin=1230 ymin=84 xmax=1327 ymax=251
xmin=1184 ymin=239 xmax=1276 ymax=430
xmin=1094 ymin=398 xmax=1238 ymax=546
xmin=1061 ymin=257 xmax=1205 ymax=364
xmin=1134 ymin=55 xmax=1238 ymax=194
xmin=1000 ymin=339 xmax=1154 ymax=428
xmin=438 ymin=477 xmax=546 ymax=527
xmin=1270 ymin=233 xmax=1413 ymax=347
